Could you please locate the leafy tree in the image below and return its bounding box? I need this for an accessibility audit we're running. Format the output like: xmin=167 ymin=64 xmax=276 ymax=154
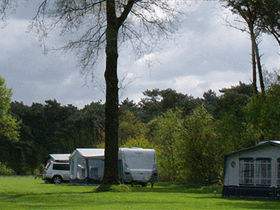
xmin=182 ymin=105 xmax=222 ymax=184
xmin=121 ymin=135 xmax=154 ymax=149
xmin=246 ymin=79 xmax=280 ymax=141
xmin=119 ymin=110 xmax=147 ymax=146
xmin=149 ymin=109 xmax=184 ymax=181
xmin=215 ymin=82 xmax=255 ymax=151
xmin=0 ymin=77 xmax=20 ymax=142
xmin=139 ymin=88 xmax=201 ymax=122
xmin=217 ymin=82 xmax=253 ymax=119
xmin=0 ymin=77 xmax=21 ymax=173
xmin=30 ymin=0 xmax=186 ymax=187
xmin=202 ymin=89 xmax=219 ymax=118
xmin=10 ymin=101 xmax=35 ymax=173
xmin=119 ymin=98 xmax=138 ymax=117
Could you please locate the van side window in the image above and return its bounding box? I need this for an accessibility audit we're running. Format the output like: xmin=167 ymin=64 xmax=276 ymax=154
xmin=53 ymin=164 xmax=70 ymax=171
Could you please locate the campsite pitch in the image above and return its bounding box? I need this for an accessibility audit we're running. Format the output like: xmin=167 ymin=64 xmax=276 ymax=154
xmin=0 ymin=176 xmax=279 ymax=210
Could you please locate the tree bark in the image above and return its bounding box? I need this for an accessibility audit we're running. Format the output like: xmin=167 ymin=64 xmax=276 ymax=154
xmin=102 ymin=0 xmax=120 ymax=185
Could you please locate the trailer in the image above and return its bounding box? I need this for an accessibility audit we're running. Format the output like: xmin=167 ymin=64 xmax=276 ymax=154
xmin=119 ymin=148 xmax=158 ymax=187
xmin=69 ymin=147 xmax=158 ymax=186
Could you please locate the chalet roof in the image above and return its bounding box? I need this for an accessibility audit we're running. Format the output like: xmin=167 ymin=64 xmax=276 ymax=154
xmin=225 ymin=140 xmax=280 ymax=158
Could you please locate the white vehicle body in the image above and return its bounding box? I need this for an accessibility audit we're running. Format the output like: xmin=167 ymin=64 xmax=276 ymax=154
xmin=69 ymin=147 xmax=158 ymax=186
xmin=43 ymin=161 xmax=70 ymax=184
xmin=119 ymin=148 xmax=158 ymax=186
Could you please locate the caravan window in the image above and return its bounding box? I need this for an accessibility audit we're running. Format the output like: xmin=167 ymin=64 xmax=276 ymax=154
xmin=239 ymin=158 xmax=254 ymax=185
xmin=70 ymin=159 xmax=75 ymax=176
xmin=255 ymin=158 xmax=271 ymax=186
xmin=77 ymin=159 xmax=86 ymax=179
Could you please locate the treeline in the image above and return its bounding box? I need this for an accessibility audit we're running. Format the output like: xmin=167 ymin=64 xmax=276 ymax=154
xmin=2 ymin=76 xmax=280 ymax=184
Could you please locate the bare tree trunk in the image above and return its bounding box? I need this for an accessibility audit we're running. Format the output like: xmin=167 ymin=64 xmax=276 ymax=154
xmin=102 ymin=0 xmax=119 ymax=186
xmin=253 ymin=38 xmax=265 ymax=94
xmin=249 ymin=26 xmax=258 ymax=94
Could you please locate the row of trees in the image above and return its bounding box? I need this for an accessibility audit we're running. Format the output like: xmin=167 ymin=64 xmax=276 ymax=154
xmin=2 ymin=71 xmax=280 ymax=184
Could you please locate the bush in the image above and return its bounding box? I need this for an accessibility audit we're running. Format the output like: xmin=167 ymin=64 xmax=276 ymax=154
xmin=0 ymin=162 xmax=15 ymax=175
xmin=95 ymin=184 xmax=132 ymax=193
xmin=109 ymin=184 xmax=132 ymax=193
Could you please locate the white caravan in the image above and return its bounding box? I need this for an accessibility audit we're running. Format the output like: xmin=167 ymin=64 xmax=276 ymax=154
xmin=69 ymin=147 xmax=158 ymax=186
xmin=119 ymin=148 xmax=158 ymax=187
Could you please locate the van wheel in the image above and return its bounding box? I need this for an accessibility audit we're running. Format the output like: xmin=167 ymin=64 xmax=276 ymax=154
xmin=52 ymin=176 xmax=62 ymax=184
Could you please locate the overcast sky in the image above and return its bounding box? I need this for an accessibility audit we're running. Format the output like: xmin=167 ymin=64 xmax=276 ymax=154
xmin=1 ymin=1 xmax=279 ymax=109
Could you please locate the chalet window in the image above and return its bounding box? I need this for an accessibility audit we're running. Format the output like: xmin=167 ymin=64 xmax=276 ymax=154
xmin=255 ymin=158 xmax=271 ymax=186
xmin=277 ymin=159 xmax=280 ymax=185
xmin=239 ymin=158 xmax=254 ymax=185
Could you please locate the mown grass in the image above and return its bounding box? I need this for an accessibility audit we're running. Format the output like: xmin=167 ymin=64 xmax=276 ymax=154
xmin=0 ymin=176 xmax=279 ymax=210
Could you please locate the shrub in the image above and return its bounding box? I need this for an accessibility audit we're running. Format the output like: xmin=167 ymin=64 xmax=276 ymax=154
xmin=0 ymin=162 xmax=15 ymax=175
xmin=95 ymin=184 xmax=132 ymax=193
xmin=109 ymin=184 xmax=132 ymax=193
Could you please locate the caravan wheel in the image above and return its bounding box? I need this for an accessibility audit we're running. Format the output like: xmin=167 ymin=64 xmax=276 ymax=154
xmin=141 ymin=183 xmax=147 ymax=187
xmin=52 ymin=176 xmax=62 ymax=184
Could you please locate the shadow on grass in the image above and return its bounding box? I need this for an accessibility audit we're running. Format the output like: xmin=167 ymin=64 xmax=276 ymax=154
xmin=194 ymin=196 xmax=280 ymax=210
xmin=0 ymin=191 xmax=94 ymax=200
xmin=217 ymin=198 xmax=280 ymax=210
xmin=131 ymin=183 xmax=222 ymax=194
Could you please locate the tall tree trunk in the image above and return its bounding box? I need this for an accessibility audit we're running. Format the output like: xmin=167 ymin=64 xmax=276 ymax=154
xmin=253 ymin=38 xmax=265 ymax=94
xmin=102 ymin=0 xmax=120 ymax=185
xmin=249 ymin=26 xmax=258 ymax=95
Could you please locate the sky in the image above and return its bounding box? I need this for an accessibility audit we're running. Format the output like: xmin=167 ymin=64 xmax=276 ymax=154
xmin=1 ymin=1 xmax=279 ymax=109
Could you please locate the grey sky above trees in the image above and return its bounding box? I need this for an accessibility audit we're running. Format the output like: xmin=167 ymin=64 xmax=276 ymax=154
xmin=1 ymin=1 xmax=279 ymax=109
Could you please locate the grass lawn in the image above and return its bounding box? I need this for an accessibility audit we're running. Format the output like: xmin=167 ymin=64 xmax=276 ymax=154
xmin=0 ymin=176 xmax=279 ymax=210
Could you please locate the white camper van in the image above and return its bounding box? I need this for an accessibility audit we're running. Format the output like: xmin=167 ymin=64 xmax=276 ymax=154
xmin=119 ymin=148 xmax=158 ymax=187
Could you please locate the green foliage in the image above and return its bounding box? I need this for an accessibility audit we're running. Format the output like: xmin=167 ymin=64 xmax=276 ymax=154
xmin=139 ymin=88 xmax=201 ymax=122
xmin=121 ymin=136 xmax=154 ymax=149
xmin=181 ymin=105 xmax=222 ymax=184
xmin=109 ymin=184 xmax=132 ymax=193
xmin=149 ymin=109 xmax=184 ymax=181
xmin=246 ymin=84 xmax=280 ymax=141
xmin=0 ymin=162 xmax=15 ymax=175
xmin=95 ymin=184 xmax=132 ymax=193
xmin=0 ymin=77 xmax=20 ymax=142
xmin=119 ymin=110 xmax=147 ymax=146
